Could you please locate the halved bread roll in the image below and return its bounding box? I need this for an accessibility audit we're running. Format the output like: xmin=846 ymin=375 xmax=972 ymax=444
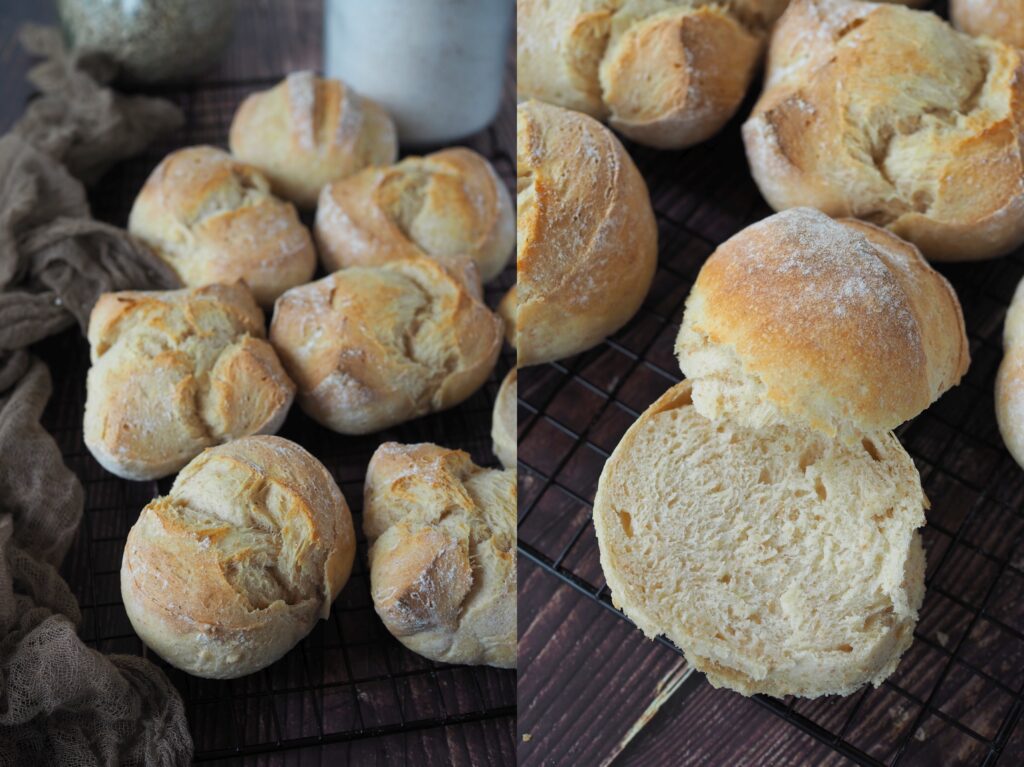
xmin=593 ymin=381 xmax=926 ymax=698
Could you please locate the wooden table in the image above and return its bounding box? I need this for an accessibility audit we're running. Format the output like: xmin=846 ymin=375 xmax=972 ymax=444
xmin=2 ymin=1 xmax=516 ymax=764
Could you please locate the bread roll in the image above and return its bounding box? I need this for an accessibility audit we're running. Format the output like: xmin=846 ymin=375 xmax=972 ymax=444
xmin=515 ymin=100 xmax=658 ymax=366
xmin=492 ymin=369 xmax=517 ymax=469
xmin=128 ymin=146 xmax=316 ymax=307
xmin=121 ymin=436 xmax=356 ymax=679
xmin=315 ymin=148 xmax=514 ymax=282
xmin=84 ymin=283 xmax=295 ymax=481
xmin=517 ymin=0 xmax=789 ymax=149
xmin=952 ymin=0 xmax=1024 ymax=49
xmin=229 ymin=71 xmax=398 ymax=209
xmin=363 ymin=442 xmax=516 ymax=668
xmin=593 ymin=381 xmax=926 ymax=697
xmin=269 ymin=258 xmax=502 ymax=434
xmin=996 ymin=278 xmax=1024 ymax=468
xmin=743 ymin=0 xmax=1024 ymax=262
xmin=676 ymin=209 xmax=969 ymax=438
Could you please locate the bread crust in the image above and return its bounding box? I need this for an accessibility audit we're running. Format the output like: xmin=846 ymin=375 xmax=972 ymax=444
xmin=515 ymin=100 xmax=657 ymax=366
xmin=676 ymin=208 xmax=969 ymax=437
xmin=83 ymin=282 xmax=296 ymax=481
xmin=492 ymin=369 xmax=517 ymax=469
xmin=128 ymin=146 xmax=316 ymax=307
xmin=315 ymin=148 xmax=514 ymax=282
xmin=363 ymin=442 xmax=516 ymax=668
xmin=996 ymin=278 xmax=1024 ymax=467
xmin=952 ymin=0 xmax=1024 ymax=49
xmin=269 ymin=258 xmax=502 ymax=434
xmin=593 ymin=381 xmax=926 ymax=697
xmin=121 ymin=436 xmax=356 ymax=679
xmin=743 ymin=0 xmax=1024 ymax=262
xmin=517 ymin=0 xmax=787 ymax=149
xmin=229 ymin=71 xmax=398 ymax=209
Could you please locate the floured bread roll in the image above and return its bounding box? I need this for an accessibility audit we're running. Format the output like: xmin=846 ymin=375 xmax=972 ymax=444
xmin=363 ymin=442 xmax=516 ymax=668
xmin=229 ymin=71 xmax=398 ymax=209
xmin=84 ymin=283 xmax=295 ymax=481
xmin=517 ymin=0 xmax=790 ymax=149
xmin=743 ymin=0 xmax=1024 ymax=261
xmin=128 ymin=146 xmax=316 ymax=307
xmin=122 ymin=436 xmax=356 ymax=679
xmin=513 ymin=100 xmax=657 ymax=366
xmin=269 ymin=258 xmax=502 ymax=434
xmin=676 ymin=208 xmax=969 ymax=438
xmin=952 ymin=0 xmax=1024 ymax=49
xmin=593 ymin=381 xmax=926 ymax=697
xmin=492 ymin=369 xmax=517 ymax=469
xmin=996 ymin=278 xmax=1024 ymax=468
xmin=315 ymin=148 xmax=514 ymax=282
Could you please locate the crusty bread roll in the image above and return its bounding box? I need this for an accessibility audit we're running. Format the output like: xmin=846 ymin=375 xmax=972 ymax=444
xmin=996 ymin=278 xmax=1024 ymax=468
xmin=492 ymin=369 xmax=517 ymax=469
xmin=315 ymin=147 xmax=514 ymax=282
xmin=593 ymin=381 xmax=926 ymax=697
xmin=743 ymin=0 xmax=1024 ymax=262
xmin=517 ymin=0 xmax=789 ymax=149
xmin=128 ymin=146 xmax=316 ymax=307
xmin=363 ymin=442 xmax=515 ymax=668
xmin=514 ymin=100 xmax=657 ymax=366
xmin=269 ymin=258 xmax=502 ymax=434
xmin=121 ymin=436 xmax=356 ymax=679
xmin=84 ymin=283 xmax=295 ymax=481
xmin=952 ymin=0 xmax=1024 ymax=49
xmin=676 ymin=209 xmax=969 ymax=438
xmin=229 ymin=71 xmax=398 ymax=209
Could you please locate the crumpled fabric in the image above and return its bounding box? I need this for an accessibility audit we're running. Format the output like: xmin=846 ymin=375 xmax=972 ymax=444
xmin=0 ymin=24 xmax=191 ymax=767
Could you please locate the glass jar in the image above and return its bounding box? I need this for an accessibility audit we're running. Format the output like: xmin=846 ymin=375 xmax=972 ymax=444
xmin=324 ymin=0 xmax=513 ymax=147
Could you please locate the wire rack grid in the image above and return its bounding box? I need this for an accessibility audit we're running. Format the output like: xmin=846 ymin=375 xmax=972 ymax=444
xmin=516 ymin=49 xmax=1024 ymax=767
xmin=39 ymin=75 xmax=517 ymax=762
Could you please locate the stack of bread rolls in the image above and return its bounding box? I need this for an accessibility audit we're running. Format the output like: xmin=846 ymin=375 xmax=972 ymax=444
xmin=594 ymin=209 xmax=969 ymax=697
xmin=91 ymin=68 xmax=517 ymax=679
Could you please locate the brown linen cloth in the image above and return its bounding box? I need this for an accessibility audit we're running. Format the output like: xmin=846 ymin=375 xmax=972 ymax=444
xmin=0 ymin=25 xmax=191 ymax=767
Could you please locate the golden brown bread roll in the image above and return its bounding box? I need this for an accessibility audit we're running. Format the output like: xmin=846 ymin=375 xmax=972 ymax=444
xmin=363 ymin=442 xmax=515 ymax=668
xmin=952 ymin=0 xmax=1024 ymax=48
xmin=314 ymin=148 xmax=514 ymax=282
xmin=517 ymin=0 xmax=789 ymax=149
xmin=996 ymin=278 xmax=1024 ymax=468
xmin=128 ymin=146 xmax=316 ymax=307
xmin=492 ymin=369 xmax=517 ymax=469
xmin=121 ymin=436 xmax=356 ymax=679
xmin=229 ymin=71 xmax=398 ymax=209
xmin=743 ymin=0 xmax=1024 ymax=262
xmin=84 ymin=283 xmax=295 ymax=481
xmin=675 ymin=208 xmax=970 ymax=437
xmin=514 ymin=100 xmax=658 ymax=366
xmin=269 ymin=258 xmax=502 ymax=434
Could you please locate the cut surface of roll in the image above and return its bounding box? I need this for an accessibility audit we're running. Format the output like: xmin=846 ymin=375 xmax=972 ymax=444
xmin=315 ymin=147 xmax=514 ymax=282
xmin=84 ymin=282 xmax=295 ymax=481
xmin=515 ymin=100 xmax=657 ymax=366
xmin=593 ymin=381 xmax=926 ymax=697
xmin=743 ymin=0 xmax=1024 ymax=262
xmin=363 ymin=442 xmax=516 ymax=668
xmin=229 ymin=71 xmax=398 ymax=209
xmin=675 ymin=208 xmax=969 ymax=438
xmin=121 ymin=436 xmax=356 ymax=679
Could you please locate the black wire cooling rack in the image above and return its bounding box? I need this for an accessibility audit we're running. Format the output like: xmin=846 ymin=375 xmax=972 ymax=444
xmin=40 ymin=74 xmax=517 ymax=762
xmin=516 ymin=27 xmax=1024 ymax=767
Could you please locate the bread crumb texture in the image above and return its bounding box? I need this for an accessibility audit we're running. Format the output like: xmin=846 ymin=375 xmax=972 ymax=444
xmin=84 ymin=283 xmax=295 ymax=481
xmin=121 ymin=436 xmax=356 ymax=678
xmin=363 ymin=442 xmax=516 ymax=668
xmin=593 ymin=382 xmax=926 ymax=697
xmin=743 ymin=0 xmax=1024 ymax=261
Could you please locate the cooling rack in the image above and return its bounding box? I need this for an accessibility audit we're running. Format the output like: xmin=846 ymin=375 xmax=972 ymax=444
xmin=41 ymin=74 xmax=517 ymax=762
xmin=516 ymin=26 xmax=1024 ymax=767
